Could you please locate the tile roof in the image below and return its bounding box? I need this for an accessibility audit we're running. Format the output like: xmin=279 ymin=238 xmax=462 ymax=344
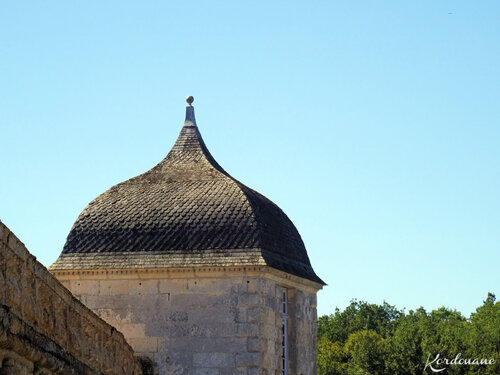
xmin=50 ymin=102 xmax=324 ymax=284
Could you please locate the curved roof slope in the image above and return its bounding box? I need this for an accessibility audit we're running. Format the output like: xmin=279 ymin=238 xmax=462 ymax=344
xmin=50 ymin=104 xmax=324 ymax=284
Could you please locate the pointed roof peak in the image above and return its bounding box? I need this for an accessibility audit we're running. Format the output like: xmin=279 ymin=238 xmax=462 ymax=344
xmin=157 ymin=96 xmax=228 ymax=176
xmin=184 ymin=96 xmax=196 ymax=126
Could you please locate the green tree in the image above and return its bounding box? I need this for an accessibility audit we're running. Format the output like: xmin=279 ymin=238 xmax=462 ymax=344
xmin=318 ymin=336 xmax=348 ymax=375
xmin=385 ymin=308 xmax=427 ymax=375
xmin=318 ymin=294 xmax=499 ymax=375
xmin=466 ymin=293 xmax=500 ymax=374
xmin=344 ymin=330 xmax=386 ymax=375
xmin=318 ymin=300 xmax=402 ymax=343
xmin=386 ymin=307 xmax=469 ymax=374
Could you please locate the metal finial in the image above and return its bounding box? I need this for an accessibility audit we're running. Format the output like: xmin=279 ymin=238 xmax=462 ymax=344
xmin=186 ymin=96 xmax=194 ymax=106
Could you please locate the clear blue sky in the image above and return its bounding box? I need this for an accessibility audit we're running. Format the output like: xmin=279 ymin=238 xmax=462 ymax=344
xmin=1 ymin=1 xmax=498 ymax=318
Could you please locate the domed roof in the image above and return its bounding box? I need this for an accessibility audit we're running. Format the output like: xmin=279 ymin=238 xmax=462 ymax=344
xmin=50 ymin=100 xmax=323 ymax=284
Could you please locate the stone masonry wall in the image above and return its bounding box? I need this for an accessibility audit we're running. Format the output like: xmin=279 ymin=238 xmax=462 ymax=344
xmin=52 ymin=267 xmax=320 ymax=375
xmin=258 ymin=278 xmax=318 ymax=375
xmin=0 ymin=220 xmax=143 ymax=375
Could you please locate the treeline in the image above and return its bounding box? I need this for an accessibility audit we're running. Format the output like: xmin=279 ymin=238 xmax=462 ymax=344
xmin=317 ymin=293 xmax=499 ymax=374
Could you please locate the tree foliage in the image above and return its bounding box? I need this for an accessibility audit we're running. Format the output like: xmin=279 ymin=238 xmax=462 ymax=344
xmin=317 ymin=294 xmax=499 ymax=374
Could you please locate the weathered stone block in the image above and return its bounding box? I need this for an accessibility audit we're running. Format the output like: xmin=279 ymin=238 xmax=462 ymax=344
xmin=118 ymin=323 xmax=146 ymax=338
xmin=235 ymin=308 xmax=247 ymax=323
xmin=194 ymin=368 xmax=219 ymax=375
xmin=187 ymin=278 xmax=233 ymax=294
xmin=0 ymin=222 xmax=6 ymax=242
xmin=245 ymin=278 xmax=261 ymax=293
xmin=165 ymin=310 xmax=188 ymax=322
xmin=96 ymin=308 xmax=132 ymax=326
xmin=246 ymin=337 xmax=261 ymax=352
xmin=235 ymin=323 xmax=258 ymax=337
xmin=7 ymin=234 xmax=26 ymax=261
xmin=235 ymin=352 xmax=259 ymax=367
xmin=5 ymin=280 xmax=22 ymax=317
xmin=5 ymin=251 xmax=22 ymax=285
xmin=158 ymin=278 xmax=187 ymax=293
xmin=128 ymin=337 xmax=159 ymax=353
xmin=190 ymin=307 xmax=235 ymax=325
xmin=70 ymin=279 xmax=99 ymax=296
xmin=219 ymin=369 xmax=246 ymax=375
xmin=193 ymin=352 xmax=234 ymax=367
xmin=129 ymin=280 xmax=159 ymax=295
xmin=99 ymin=279 xmax=130 ymax=295
xmin=237 ymin=293 xmax=261 ymax=307
xmin=246 ymin=307 xmax=261 ymax=323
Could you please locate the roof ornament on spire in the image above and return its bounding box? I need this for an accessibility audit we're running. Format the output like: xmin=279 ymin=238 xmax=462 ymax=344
xmin=184 ymin=96 xmax=196 ymax=125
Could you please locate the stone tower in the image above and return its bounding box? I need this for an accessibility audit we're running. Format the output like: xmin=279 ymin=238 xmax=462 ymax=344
xmin=50 ymin=98 xmax=324 ymax=375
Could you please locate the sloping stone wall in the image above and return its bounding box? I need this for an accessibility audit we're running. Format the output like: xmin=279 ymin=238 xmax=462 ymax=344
xmin=0 ymin=220 xmax=143 ymax=375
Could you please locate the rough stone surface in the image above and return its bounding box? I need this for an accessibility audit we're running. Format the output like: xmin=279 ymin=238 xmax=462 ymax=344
xmin=51 ymin=105 xmax=323 ymax=284
xmin=53 ymin=268 xmax=319 ymax=375
xmin=0 ymin=220 xmax=143 ymax=375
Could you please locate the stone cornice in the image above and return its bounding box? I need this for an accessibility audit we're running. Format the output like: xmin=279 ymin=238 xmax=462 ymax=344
xmin=51 ymin=265 xmax=323 ymax=292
